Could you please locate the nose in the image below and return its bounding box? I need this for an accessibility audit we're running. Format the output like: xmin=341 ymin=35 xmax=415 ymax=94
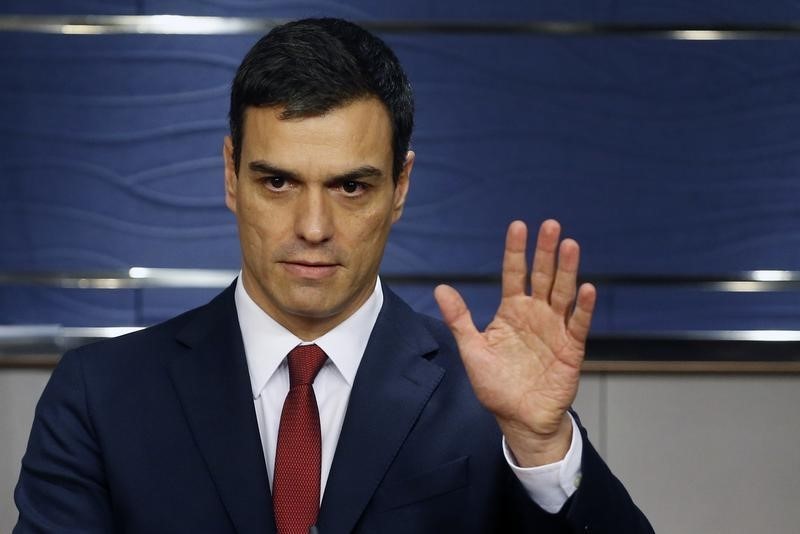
xmin=294 ymin=187 xmax=333 ymax=244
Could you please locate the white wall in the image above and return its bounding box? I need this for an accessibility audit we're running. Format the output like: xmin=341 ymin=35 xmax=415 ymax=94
xmin=3 ymin=370 xmax=800 ymax=533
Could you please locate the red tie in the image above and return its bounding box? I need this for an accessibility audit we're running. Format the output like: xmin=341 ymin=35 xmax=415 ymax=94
xmin=273 ymin=344 xmax=328 ymax=534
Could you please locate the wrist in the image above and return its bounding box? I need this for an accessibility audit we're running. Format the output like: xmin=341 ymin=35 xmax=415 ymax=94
xmin=501 ymin=414 xmax=572 ymax=467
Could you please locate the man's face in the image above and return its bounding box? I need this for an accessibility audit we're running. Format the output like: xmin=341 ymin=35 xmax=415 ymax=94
xmin=224 ymin=98 xmax=413 ymax=339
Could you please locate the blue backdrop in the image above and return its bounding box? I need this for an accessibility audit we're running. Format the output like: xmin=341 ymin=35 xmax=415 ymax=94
xmin=2 ymin=1 xmax=800 ymax=333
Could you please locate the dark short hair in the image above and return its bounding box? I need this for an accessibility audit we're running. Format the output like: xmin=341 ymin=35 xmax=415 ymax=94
xmin=229 ymin=18 xmax=414 ymax=181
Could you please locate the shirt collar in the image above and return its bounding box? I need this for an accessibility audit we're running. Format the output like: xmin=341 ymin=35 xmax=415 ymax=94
xmin=234 ymin=274 xmax=384 ymax=399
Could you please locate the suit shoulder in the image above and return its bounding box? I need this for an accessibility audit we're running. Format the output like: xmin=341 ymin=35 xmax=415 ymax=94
xmin=415 ymin=312 xmax=457 ymax=347
xmin=66 ymin=286 xmax=233 ymax=368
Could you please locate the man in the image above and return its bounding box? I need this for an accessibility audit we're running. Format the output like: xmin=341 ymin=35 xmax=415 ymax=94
xmin=14 ymin=18 xmax=653 ymax=533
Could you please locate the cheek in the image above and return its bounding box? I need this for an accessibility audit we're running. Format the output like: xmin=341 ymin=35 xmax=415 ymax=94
xmin=237 ymin=200 xmax=280 ymax=261
xmin=348 ymin=207 xmax=394 ymax=260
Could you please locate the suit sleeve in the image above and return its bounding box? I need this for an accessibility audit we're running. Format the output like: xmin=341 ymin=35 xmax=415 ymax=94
xmin=14 ymin=350 xmax=115 ymax=533
xmin=504 ymin=413 xmax=655 ymax=533
xmin=561 ymin=423 xmax=654 ymax=533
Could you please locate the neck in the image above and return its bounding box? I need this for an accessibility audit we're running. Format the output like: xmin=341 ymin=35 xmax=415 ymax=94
xmin=240 ymin=272 xmax=377 ymax=341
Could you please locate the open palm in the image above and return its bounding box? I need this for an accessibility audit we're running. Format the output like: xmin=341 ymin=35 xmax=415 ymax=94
xmin=434 ymin=220 xmax=596 ymax=466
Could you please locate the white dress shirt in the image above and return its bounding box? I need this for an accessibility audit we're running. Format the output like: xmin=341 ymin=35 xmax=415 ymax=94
xmin=235 ymin=275 xmax=582 ymax=513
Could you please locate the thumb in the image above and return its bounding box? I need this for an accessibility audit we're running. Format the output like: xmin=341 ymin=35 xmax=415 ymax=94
xmin=434 ymin=284 xmax=481 ymax=349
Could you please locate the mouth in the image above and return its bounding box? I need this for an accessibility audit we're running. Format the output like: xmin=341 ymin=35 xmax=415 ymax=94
xmin=280 ymin=260 xmax=340 ymax=280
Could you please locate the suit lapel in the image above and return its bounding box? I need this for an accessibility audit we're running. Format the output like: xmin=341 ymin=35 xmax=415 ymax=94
xmin=168 ymin=284 xmax=275 ymax=534
xmin=318 ymin=288 xmax=445 ymax=533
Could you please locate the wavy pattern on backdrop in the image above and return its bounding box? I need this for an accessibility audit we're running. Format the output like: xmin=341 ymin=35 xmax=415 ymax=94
xmin=1 ymin=5 xmax=800 ymax=333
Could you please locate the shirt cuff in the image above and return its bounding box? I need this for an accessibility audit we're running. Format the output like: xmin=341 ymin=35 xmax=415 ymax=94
xmin=502 ymin=413 xmax=583 ymax=514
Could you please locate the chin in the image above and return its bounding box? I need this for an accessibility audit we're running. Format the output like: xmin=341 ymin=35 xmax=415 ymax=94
xmin=282 ymin=297 xmax=341 ymax=320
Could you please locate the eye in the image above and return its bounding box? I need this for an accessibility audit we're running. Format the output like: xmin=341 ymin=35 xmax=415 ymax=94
xmin=342 ymin=180 xmax=360 ymax=194
xmin=338 ymin=180 xmax=369 ymax=197
xmin=263 ymin=176 xmax=287 ymax=191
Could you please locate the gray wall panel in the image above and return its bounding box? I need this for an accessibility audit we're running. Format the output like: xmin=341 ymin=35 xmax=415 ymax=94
xmin=572 ymin=373 xmax=604 ymax=455
xmin=605 ymin=374 xmax=800 ymax=534
xmin=0 ymin=370 xmax=50 ymax=534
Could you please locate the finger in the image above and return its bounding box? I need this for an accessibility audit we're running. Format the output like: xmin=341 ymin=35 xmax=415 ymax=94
xmin=550 ymin=238 xmax=580 ymax=317
xmin=567 ymin=283 xmax=597 ymax=344
xmin=530 ymin=219 xmax=561 ymax=301
xmin=434 ymin=284 xmax=482 ymax=350
xmin=501 ymin=221 xmax=528 ymax=298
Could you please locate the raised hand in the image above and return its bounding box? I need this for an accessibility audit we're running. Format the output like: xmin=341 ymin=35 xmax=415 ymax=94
xmin=434 ymin=220 xmax=596 ymax=466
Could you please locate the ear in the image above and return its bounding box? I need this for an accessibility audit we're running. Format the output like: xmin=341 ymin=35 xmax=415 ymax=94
xmin=391 ymin=150 xmax=414 ymax=223
xmin=223 ymin=136 xmax=238 ymax=214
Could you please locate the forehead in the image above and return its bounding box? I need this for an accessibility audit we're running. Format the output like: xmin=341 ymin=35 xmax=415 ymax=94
xmin=241 ymin=98 xmax=394 ymax=173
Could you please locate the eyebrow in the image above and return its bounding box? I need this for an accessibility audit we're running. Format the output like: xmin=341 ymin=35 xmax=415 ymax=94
xmin=247 ymin=160 xmax=384 ymax=182
xmin=248 ymin=160 xmax=299 ymax=180
xmin=333 ymin=165 xmax=384 ymax=182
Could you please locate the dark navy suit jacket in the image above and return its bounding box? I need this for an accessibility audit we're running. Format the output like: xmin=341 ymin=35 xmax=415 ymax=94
xmin=15 ymin=283 xmax=653 ymax=533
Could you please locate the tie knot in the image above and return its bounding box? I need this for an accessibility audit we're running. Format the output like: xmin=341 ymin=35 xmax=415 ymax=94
xmin=287 ymin=344 xmax=327 ymax=387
